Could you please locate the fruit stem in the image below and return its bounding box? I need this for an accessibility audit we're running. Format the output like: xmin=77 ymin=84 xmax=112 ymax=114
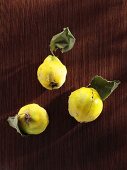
xmin=50 ymin=49 xmax=55 ymax=56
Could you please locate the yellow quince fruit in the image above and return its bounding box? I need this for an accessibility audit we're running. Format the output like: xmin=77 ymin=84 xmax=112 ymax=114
xmin=37 ymin=55 xmax=67 ymax=90
xmin=18 ymin=103 xmax=49 ymax=135
xmin=68 ymin=87 xmax=103 ymax=123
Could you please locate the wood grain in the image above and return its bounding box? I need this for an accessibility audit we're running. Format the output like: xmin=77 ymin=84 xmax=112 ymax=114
xmin=0 ymin=0 xmax=127 ymax=169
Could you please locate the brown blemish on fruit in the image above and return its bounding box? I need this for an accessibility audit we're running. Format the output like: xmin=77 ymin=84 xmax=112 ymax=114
xmin=25 ymin=113 xmax=31 ymax=124
xmin=86 ymin=89 xmax=94 ymax=115
xmin=50 ymin=81 xmax=58 ymax=89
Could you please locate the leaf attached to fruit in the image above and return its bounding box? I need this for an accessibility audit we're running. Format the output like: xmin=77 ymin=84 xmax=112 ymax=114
xmin=89 ymin=75 xmax=121 ymax=100
xmin=7 ymin=115 xmax=25 ymax=136
xmin=50 ymin=27 xmax=75 ymax=54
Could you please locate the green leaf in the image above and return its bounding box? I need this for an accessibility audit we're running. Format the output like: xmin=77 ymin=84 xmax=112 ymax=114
xmin=50 ymin=27 xmax=76 ymax=54
xmin=7 ymin=115 xmax=25 ymax=136
xmin=89 ymin=75 xmax=121 ymax=101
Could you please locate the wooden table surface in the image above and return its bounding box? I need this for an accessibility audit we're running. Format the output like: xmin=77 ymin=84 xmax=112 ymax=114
xmin=0 ymin=0 xmax=127 ymax=170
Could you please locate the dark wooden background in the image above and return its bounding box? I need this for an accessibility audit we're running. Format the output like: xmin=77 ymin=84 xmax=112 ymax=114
xmin=0 ymin=0 xmax=127 ymax=170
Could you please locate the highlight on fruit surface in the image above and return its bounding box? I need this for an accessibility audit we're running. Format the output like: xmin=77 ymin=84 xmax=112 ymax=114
xmin=7 ymin=104 xmax=49 ymax=136
xmin=37 ymin=27 xmax=75 ymax=90
xmin=68 ymin=76 xmax=120 ymax=123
